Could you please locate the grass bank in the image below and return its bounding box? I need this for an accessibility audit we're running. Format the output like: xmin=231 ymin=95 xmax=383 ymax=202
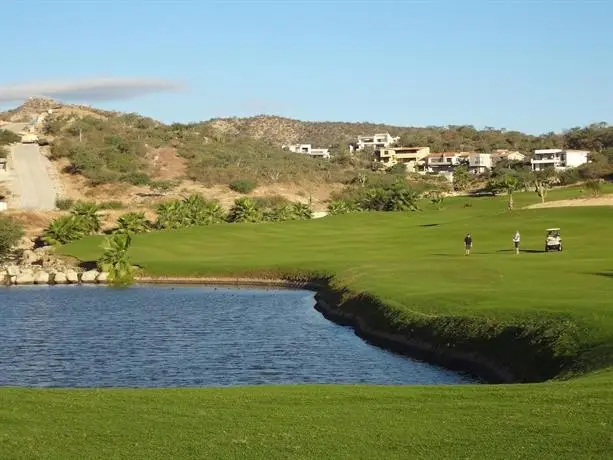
xmin=63 ymin=191 xmax=613 ymax=380
xmin=1 ymin=189 xmax=611 ymax=458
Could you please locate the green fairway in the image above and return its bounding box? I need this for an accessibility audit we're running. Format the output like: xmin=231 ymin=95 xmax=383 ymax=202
xmin=2 ymin=188 xmax=612 ymax=458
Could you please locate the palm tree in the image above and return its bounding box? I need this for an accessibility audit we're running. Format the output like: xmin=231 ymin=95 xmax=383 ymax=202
xmin=116 ymin=212 xmax=150 ymax=234
xmin=98 ymin=233 xmax=134 ymax=286
xmin=71 ymin=201 xmax=101 ymax=234
xmin=227 ymin=197 xmax=262 ymax=223
xmin=42 ymin=215 xmax=89 ymax=245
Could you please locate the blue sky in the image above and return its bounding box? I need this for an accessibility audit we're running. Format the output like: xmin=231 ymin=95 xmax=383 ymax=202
xmin=1 ymin=0 xmax=611 ymax=134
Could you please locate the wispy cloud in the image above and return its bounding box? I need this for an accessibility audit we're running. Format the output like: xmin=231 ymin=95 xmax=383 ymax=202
xmin=0 ymin=77 xmax=184 ymax=103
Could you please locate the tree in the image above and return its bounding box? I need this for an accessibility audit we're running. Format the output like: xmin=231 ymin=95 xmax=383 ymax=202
xmin=531 ymin=168 xmax=557 ymax=203
xmin=98 ymin=233 xmax=134 ymax=286
xmin=488 ymin=172 xmax=524 ymax=210
xmin=427 ymin=190 xmax=446 ymax=210
xmin=585 ymin=179 xmax=602 ymax=197
xmin=116 ymin=212 xmax=150 ymax=234
xmin=0 ymin=215 xmax=24 ymax=259
xmin=452 ymin=166 xmax=471 ymax=191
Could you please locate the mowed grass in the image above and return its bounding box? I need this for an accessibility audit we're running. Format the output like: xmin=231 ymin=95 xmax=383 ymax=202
xmin=1 ymin=187 xmax=611 ymax=459
xmin=0 ymin=376 xmax=612 ymax=460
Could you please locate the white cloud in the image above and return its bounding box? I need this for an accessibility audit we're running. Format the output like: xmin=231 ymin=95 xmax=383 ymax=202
xmin=0 ymin=77 xmax=184 ymax=103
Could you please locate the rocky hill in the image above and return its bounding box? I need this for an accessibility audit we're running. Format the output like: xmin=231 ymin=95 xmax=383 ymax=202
xmin=1 ymin=99 xmax=611 ymax=198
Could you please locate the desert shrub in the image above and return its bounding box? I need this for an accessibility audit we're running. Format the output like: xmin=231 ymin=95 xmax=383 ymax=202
xmin=253 ymin=195 xmax=291 ymax=210
xmin=121 ymin=172 xmax=150 ymax=186
xmin=99 ymin=200 xmax=126 ymax=210
xmin=55 ymin=197 xmax=75 ymax=210
xmin=387 ymin=163 xmax=407 ymax=175
xmin=0 ymin=215 xmax=24 ymax=259
xmin=149 ymin=180 xmax=178 ymax=195
xmin=229 ymin=179 xmax=258 ymax=194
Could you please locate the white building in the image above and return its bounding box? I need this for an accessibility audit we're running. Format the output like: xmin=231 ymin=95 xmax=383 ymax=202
xmin=283 ymin=144 xmax=330 ymax=159
xmin=424 ymin=152 xmax=463 ymax=173
xmin=531 ymin=149 xmax=589 ymax=171
xmin=353 ymin=132 xmax=399 ymax=151
xmin=468 ymin=153 xmax=493 ymax=174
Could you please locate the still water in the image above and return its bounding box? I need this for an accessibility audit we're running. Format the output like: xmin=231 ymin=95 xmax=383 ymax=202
xmin=0 ymin=285 xmax=476 ymax=387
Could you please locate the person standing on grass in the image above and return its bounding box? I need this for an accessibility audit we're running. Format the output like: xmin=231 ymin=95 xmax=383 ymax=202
xmin=513 ymin=230 xmax=521 ymax=255
xmin=464 ymin=233 xmax=473 ymax=256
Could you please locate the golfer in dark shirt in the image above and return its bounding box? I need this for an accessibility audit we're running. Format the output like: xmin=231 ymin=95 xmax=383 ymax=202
xmin=464 ymin=233 xmax=472 ymax=255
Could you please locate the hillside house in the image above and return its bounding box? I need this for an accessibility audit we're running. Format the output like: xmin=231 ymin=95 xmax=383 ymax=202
xmin=424 ymin=152 xmax=463 ymax=173
xmin=375 ymin=146 xmax=430 ymax=172
xmin=353 ymin=132 xmax=399 ymax=151
xmin=283 ymin=143 xmax=330 ymax=159
xmin=492 ymin=149 xmax=526 ymax=163
xmin=468 ymin=153 xmax=493 ymax=174
xmin=531 ymin=149 xmax=589 ymax=171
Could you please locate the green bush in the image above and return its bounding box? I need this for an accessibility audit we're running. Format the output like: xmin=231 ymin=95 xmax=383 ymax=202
xmin=42 ymin=215 xmax=90 ymax=246
xmin=0 ymin=146 xmax=8 ymax=159
xmin=0 ymin=215 xmax=24 ymax=259
xmin=229 ymin=179 xmax=258 ymax=194
xmin=327 ymin=200 xmax=360 ymax=215
xmin=155 ymin=195 xmax=225 ymax=230
xmin=116 ymin=212 xmax=150 ymax=234
xmin=0 ymin=129 xmax=20 ymax=145
xmin=55 ymin=198 xmax=75 ymax=210
xmin=227 ymin=197 xmax=262 ymax=223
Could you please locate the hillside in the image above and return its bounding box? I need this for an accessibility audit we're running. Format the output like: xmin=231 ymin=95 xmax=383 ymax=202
xmin=1 ymin=99 xmax=612 ymax=212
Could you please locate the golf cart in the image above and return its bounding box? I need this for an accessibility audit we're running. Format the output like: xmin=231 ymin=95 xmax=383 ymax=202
xmin=545 ymin=228 xmax=562 ymax=252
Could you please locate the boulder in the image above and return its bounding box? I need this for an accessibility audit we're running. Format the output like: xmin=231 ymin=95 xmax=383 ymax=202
xmin=53 ymin=272 xmax=67 ymax=284
xmin=33 ymin=271 xmax=50 ymax=284
xmin=15 ymin=272 xmax=34 ymax=285
xmin=6 ymin=265 xmax=20 ymax=277
xmin=97 ymin=272 xmax=109 ymax=283
xmin=81 ymin=270 xmax=99 ymax=283
xmin=21 ymin=249 xmax=41 ymax=266
xmin=65 ymin=269 xmax=79 ymax=284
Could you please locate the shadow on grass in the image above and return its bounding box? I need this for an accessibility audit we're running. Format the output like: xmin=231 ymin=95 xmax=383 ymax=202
xmin=589 ymin=271 xmax=613 ymax=279
xmin=419 ymin=223 xmax=440 ymax=228
xmin=495 ymin=249 xmax=546 ymax=254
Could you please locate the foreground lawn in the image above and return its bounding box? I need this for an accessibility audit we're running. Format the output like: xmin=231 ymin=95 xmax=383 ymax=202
xmin=2 ymin=190 xmax=610 ymax=458
xmin=1 ymin=374 xmax=612 ymax=459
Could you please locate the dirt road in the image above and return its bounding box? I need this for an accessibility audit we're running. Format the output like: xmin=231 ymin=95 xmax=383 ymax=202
xmin=1 ymin=120 xmax=57 ymax=210
xmin=9 ymin=143 xmax=57 ymax=210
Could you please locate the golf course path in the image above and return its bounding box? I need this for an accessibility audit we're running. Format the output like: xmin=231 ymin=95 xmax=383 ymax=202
xmin=527 ymin=196 xmax=613 ymax=208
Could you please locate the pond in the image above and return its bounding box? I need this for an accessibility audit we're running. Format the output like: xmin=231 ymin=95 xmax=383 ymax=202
xmin=0 ymin=285 xmax=477 ymax=387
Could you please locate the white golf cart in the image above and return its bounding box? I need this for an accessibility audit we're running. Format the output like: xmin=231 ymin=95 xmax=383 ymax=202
xmin=545 ymin=228 xmax=562 ymax=252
